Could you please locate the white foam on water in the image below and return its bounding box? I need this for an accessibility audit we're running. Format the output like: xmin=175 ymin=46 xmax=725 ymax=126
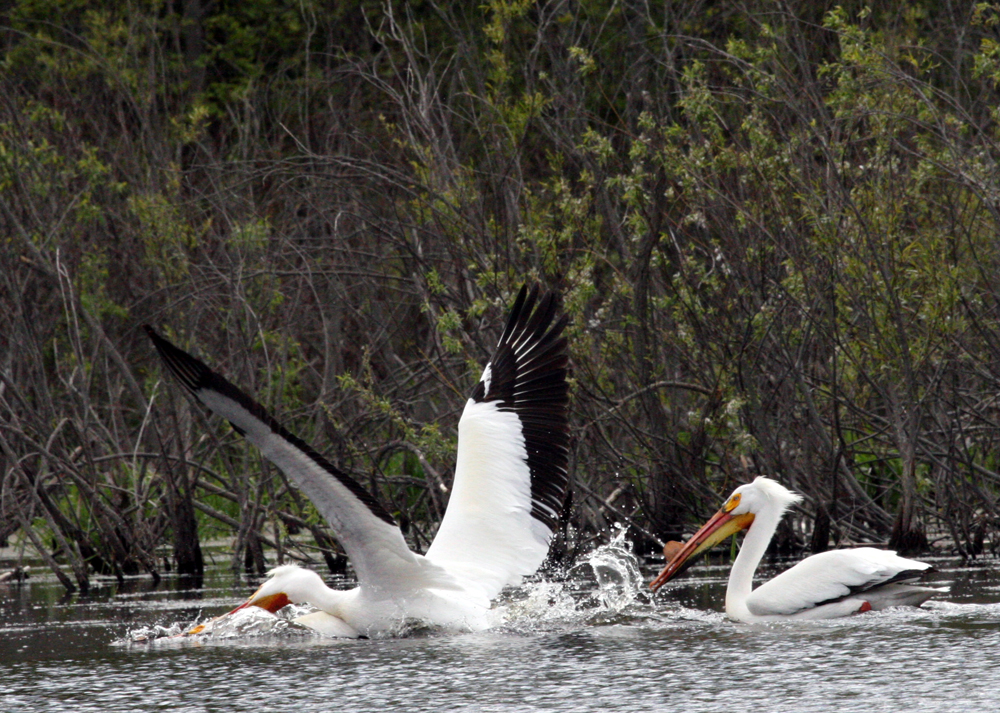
xmin=118 ymin=603 xmax=316 ymax=646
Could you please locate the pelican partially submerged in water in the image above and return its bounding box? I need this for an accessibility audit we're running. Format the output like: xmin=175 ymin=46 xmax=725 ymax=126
xmin=146 ymin=285 xmax=569 ymax=637
xmin=650 ymin=477 xmax=941 ymax=621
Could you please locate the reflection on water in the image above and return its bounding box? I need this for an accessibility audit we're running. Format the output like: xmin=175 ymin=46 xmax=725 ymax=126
xmin=2 ymin=546 xmax=1000 ymax=712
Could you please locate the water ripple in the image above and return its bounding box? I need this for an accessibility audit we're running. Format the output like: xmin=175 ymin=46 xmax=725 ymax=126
xmin=3 ymin=550 xmax=1000 ymax=712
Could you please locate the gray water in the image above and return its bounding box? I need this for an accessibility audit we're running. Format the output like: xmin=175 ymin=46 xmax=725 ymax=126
xmin=3 ymin=541 xmax=1000 ymax=713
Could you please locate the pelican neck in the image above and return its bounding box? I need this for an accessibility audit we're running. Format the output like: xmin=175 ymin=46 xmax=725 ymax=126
xmin=725 ymin=505 xmax=782 ymax=620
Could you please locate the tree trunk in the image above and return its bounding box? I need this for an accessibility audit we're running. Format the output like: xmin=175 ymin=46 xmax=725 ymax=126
xmin=888 ymin=412 xmax=929 ymax=554
xmin=172 ymin=489 xmax=204 ymax=578
xmin=889 ymin=459 xmax=929 ymax=553
xmin=161 ymin=424 xmax=204 ymax=577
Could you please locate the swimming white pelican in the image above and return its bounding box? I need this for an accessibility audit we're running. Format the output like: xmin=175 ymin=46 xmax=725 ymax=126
xmin=145 ymin=285 xmax=569 ymax=637
xmin=650 ymin=476 xmax=941 ymax=621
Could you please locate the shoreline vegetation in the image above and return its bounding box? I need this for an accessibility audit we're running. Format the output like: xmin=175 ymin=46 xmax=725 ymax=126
xmin=4 ymin=1 xmax=1000 ymax=591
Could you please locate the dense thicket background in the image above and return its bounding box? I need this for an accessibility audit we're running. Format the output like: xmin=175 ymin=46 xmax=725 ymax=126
xmin=5 ymin=0 xmax=1000 ymax=591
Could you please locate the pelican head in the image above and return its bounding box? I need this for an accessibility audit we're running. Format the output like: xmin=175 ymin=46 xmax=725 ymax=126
xmin=236 ymin=565 xmax=326 ymax=613
xmin=649 ymin=476 xmax=801 ymax=591
xmin=184 ymin=565 xmax=327 ymax=635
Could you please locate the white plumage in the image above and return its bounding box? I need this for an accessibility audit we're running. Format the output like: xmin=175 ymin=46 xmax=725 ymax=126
xmin=651 ymin=476 xmax=942 ymax=621
xmin=425 ymin=400 xmax=546 ymax=600
xmin=146 ymin=285 xmax=569 ymax=637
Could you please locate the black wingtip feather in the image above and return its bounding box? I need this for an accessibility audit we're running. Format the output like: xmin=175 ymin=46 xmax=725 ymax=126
xmin=144 ymin=325 xmax=210 ymax=395
xmin=472 ymin=285 xmax=571 ymax=533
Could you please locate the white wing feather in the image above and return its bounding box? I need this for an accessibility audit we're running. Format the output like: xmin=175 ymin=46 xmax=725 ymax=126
xmin=424 ymin=399 xmax=549 ymax=602
xmin=746 ymin=548 xmax=930 ymax=617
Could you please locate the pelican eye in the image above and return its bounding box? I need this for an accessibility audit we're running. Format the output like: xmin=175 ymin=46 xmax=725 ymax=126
xmin=723 ymin=493 xmax=741 ymax=512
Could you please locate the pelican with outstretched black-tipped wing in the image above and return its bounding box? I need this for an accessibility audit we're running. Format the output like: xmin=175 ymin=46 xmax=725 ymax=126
xmin=650 ymin=477 xmax=943 ymax=621
xmin=146 ymin=285 xmax=569 ymax=637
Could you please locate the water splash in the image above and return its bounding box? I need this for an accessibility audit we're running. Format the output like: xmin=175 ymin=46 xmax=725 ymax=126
xmin=121 ymin=621 xmax=188 ymax=643
xmin=120 ymin=605 xmax=309 ymax=645
xmin=494 ymin=525 xmax=646 ymax=631
xmin=576 ymin=524 xmax=644 ymax=614
xmin=493 ymin=580 xmax=581 ymax=630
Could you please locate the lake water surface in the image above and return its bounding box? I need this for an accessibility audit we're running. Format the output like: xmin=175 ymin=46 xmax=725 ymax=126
xmin=3 ymin=541 xmax=999 ymax=712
